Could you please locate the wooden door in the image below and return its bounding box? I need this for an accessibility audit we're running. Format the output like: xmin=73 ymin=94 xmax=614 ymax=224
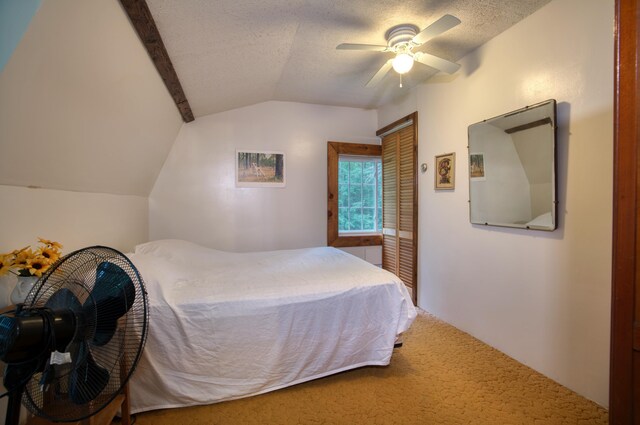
xmin=610 ymin=0 xmax=639 ymax=422
xmin=379 ymin=113 xmax=418 ymax=305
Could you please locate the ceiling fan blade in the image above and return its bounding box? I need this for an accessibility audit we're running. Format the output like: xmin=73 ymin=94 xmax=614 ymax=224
xmin=337 ymin=43 xmax=388 ymax=52
xmin=412 ymin=14 xmax=461 ymax=45
xmin=414 ymin=52 xmax=460 ymax=74
xmin=366 ymin=59 xmax=394 ymax=87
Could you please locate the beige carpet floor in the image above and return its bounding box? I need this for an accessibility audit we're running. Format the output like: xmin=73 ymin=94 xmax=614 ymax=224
xmin=133 ymin=310 xmax=608 ymax=425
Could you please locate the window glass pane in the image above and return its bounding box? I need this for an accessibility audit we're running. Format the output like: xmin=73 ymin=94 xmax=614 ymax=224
xmin=362 ymin=184 xmax=375 ymax=207
xmin=349 ymin=162 xmax=363 ymax=184
xmin=362 ymin=208 xmax=375 ymax=231
xmin=349 ymin=208 xmax=363 ymax=230
xmin=349 ymin=185 xmax=362 ymax=208
xmin=338 ymin=183 xmax=349 ymax=207
xmin=339 ymin=161 xmax=349 ymax=184
xmin=362 ymin=162 xmax=376 ymax=184
xmin=376 ymin=161 xmax=382 ymax=231
xmin=337 ymin=157 xmax=382 ymax=235
xmin=338 ymin=207 xmax=348 ymax=231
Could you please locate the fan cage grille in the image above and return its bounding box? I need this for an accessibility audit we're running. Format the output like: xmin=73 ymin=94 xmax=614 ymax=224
xmin=21 ymin=246 xmax=148 ymax=422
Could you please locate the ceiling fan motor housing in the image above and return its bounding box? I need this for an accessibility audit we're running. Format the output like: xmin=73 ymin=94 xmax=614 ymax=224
xmin=385 ymin=24 xmax=419 ymax=50
xmin=337 ymin=14 xmax=462 ymax=87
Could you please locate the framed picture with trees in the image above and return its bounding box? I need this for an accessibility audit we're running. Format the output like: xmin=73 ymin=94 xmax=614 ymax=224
xmin=236 ymin=150 xmax=285 ymax=187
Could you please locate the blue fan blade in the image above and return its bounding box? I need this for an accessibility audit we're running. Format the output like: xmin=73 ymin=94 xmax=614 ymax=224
xmin=0 ymin=316 xmax=17 ymax=359
xmin=45 ymin=288 xmax=82 ymax=350
xmin=4 ymin=360 xmax=39 ymax=392
xmin=69 ymin=342 xmax=109 ymax=404
xmin=84 ymin=262 xmax=136 ymax=346
xmin=45 ymin=288 xmax=81 ymax=312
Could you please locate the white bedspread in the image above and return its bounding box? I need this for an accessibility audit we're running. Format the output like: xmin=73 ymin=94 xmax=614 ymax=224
xmin=127 ymin=240 xmax=416 ymax=413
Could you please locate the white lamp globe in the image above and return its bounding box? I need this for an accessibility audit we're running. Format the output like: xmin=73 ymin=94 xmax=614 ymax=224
xmin=392 ymin=53 xmax=414 ymax=74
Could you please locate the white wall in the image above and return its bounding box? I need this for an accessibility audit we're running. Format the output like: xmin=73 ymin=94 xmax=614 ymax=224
xmin=0 ymin=0 xmax=183 ymax=196
xmin=150 ymin=101 xmax=379 ymax=255
xmin=377 ymin=90 xmax=417 ymax=131
xmin=0 ymin=185 xmax=148 ymax=306
xmin=378 ymin=0 xmax=613 ymax=407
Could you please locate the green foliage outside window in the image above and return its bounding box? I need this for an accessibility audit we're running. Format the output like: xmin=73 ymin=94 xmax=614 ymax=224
xmin=338 ymin=159 xmax=382 ymax=233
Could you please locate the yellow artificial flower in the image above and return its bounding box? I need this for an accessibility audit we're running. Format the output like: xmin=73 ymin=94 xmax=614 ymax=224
xmin=1 ymin=239 xmax=63 ymax=277
xmin=14 ymin=249 xmax=34 ymax=269
xmin=27 ymin=255 xmax=51 ymax=277
xmin=38 ymin=246 xmax=61 ymax=263
xmin=37 ymin=238 xmax=62 ymax=250
xmin=0 ymin=255 xmax=12 ymax=276
xmin=11 ymin=246 xmax=29 ymax=256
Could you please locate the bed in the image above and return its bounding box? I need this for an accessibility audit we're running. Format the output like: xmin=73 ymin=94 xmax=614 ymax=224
xmin=126 ymin=239 xmax=416 ymax=413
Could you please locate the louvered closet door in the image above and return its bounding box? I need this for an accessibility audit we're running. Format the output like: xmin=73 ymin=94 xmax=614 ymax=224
xmin=380 ymin=115 xmax=417 ymax=305
xmin=397 ymin=125 xmax=416 ymax=300
xmin=382 ymin=133 xmax=398 ymax=274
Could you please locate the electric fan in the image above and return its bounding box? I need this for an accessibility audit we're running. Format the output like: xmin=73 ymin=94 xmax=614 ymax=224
xmin=0 ymin=246 xmax=148 ymax=425
xmin=337 ymin=14 xmax=462 ymax=87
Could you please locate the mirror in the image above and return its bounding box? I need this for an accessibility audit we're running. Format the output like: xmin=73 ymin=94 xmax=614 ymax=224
xmin=468 ymin=99 xmax=557 ymax=231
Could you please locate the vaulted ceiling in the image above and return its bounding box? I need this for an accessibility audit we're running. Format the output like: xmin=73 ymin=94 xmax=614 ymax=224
xmin=145 ymin=0 xmax=552 ymax=117
xmin=0 ymin=0 xmax=552 ymax=196
xmin=0 ymin=0 xmax=183 ymax=196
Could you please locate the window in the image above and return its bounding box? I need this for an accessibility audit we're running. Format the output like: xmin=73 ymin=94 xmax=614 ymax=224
xmin=327 ymin=142 xmax=382 ymax=247
xmin=338 ymin=156 xmax=382 ymax=234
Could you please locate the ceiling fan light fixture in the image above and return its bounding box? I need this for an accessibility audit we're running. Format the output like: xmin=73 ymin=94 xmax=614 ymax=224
xmin=392 ymin=53 xmax=414 ymax=74
xmin=338 ymin=15 xmax=461 ymax=87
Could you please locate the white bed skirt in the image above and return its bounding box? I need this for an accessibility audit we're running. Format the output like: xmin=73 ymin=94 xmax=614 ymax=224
xmin=127 ymin=240 xmax=416 ymax=413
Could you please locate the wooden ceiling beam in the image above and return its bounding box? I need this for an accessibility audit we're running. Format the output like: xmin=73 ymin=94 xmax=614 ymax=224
xmin=119 ymin=0 xmax=194 ymax=122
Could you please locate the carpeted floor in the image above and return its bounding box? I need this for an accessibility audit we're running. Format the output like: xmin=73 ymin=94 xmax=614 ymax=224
xmin=133 ymin=310 xmax=608 ymax=425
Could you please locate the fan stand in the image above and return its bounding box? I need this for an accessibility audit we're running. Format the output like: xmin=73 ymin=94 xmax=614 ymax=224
xmin=26 ymin=383 xmax=131 ymax=425
xmin=27 ymin=357 xmax=133 ymax=425
xmin=0 ymin=247 xmax=148 ymax=425
xmin=6 ymin=384 xmax=25 ymax=425
xmin=0 ymin=304 xmax=132 ymax=425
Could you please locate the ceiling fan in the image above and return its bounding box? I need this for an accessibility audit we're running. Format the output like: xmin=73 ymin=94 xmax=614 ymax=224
xmin=337 ymin=14 xmax=462 ymax=87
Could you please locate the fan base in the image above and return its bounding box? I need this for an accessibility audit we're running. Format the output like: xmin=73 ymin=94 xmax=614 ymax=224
xmin=25 ymin=388 xmax=130 ymax=425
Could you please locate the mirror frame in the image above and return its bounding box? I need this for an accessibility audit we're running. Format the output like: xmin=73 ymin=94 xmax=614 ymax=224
xmin=467 ymin=99 xmax=558 ymax=231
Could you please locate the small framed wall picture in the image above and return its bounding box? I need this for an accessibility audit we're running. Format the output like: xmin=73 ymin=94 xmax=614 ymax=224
xmin=435 ymin=152 xmax=455 ymax=190
xmin=236 ymin=150 xmax=286 ymax=188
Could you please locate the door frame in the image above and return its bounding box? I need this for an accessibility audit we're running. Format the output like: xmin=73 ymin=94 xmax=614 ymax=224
xmin=610 ymin=0 xmax=639 ymax=422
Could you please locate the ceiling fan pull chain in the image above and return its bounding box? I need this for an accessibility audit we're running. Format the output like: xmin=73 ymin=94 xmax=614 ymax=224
xmin=399 ymin=74 xmax=403 ymax=88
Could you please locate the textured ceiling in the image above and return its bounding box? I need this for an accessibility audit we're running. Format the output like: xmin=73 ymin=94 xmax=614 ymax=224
xmin=147 ymin=0 xmax=552 ymax=117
